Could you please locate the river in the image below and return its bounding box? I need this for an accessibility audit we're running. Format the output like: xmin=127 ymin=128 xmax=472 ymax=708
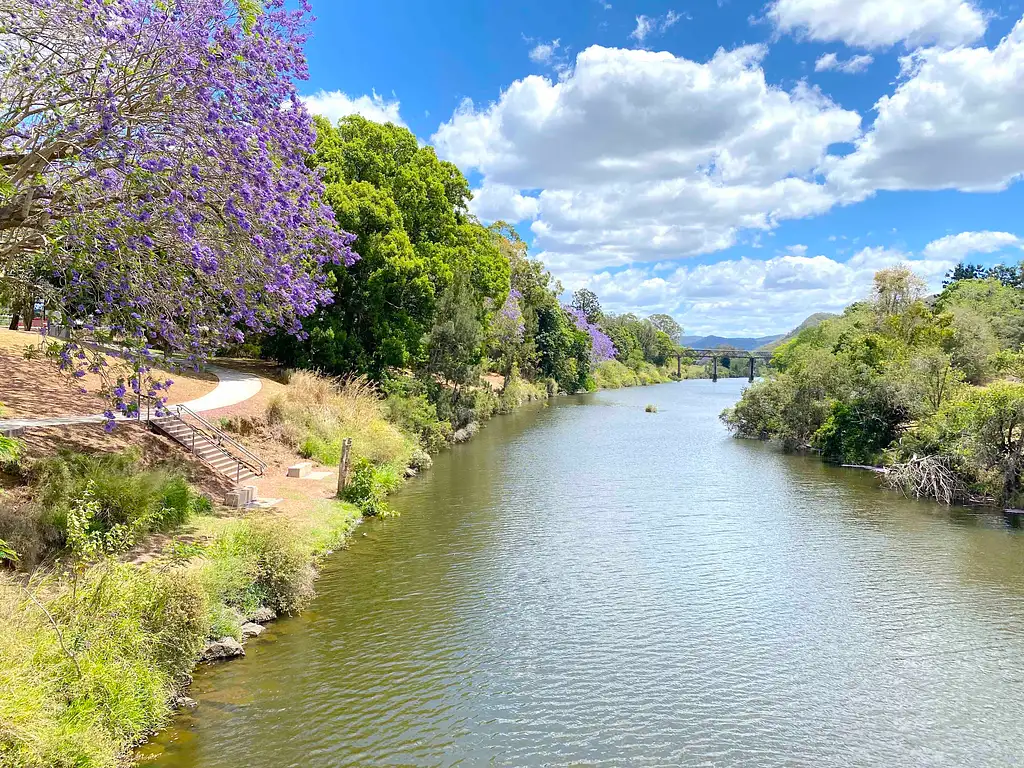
xmin=139 ymin=379 xmax=1024 ymax=767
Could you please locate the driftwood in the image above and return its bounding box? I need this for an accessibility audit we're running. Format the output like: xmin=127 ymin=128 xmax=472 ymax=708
xmin=884 ymin=455 xmax=980 ymax=506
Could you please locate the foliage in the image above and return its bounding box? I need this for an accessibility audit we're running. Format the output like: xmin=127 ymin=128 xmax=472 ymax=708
xmin=593 ymin=359 xmax=671 ymax=389
xmin=726 ymin=264 xmax=1024 ymax=504
xmin=269 ymin=115 xmax=511 ymax=380
xmin=1 ymin=0 xmax=354 ymax=413
xmin=425 ymin=275 xmax=484 ymax=403
xmin=382 ymin=376 xmax=452 ymax=453
xmin=12 ymin=450 xmax=207 ymax=561
xmin=570 ymin=289 xmax=603 ymax=323
xmin=535 ymin=305 xmax=593 ymax=394
xmin=497 ymin=369 xmax=548 ymax=413
xmin=202 ymin=517 xmax=315 ymax=616
xmin=343 ymin=458 xmax=403 ymax=518
xmin=0 ymin=435 xmax=20 ymax=466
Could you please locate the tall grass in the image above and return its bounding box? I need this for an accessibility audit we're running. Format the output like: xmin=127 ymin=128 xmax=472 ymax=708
xmin=268 ymin=371 xmax=415 ymax=469
xmin=0 ymin=563 xmax=209 ymax=768
xmin=0 ymin=499 xmax=361 ymax=768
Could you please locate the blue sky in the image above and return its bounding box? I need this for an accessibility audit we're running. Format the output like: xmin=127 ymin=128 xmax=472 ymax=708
xmin=298 ymin=0 xmax=1024 ymax=336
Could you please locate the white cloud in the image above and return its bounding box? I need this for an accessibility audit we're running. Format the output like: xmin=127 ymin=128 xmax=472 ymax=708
xmin=827 ymin=18 xmax=1024 ymax=195
xmin=631 ymin=15 xmax=656 ymax=43
xmin=631 ymin=11 xmax=684 ymax=44
xmin=300 ymin=90 xmax=406 ymax=127
xmin=564 ymin=242 xmax=967 ymax=336
xmin=529 ymin=39 xmax=561 ymax=64
xmin=433 ymin=44 xmax=860 ymax=275
xmin=922 ymin=231 xmax=1022 ymax=261
xmin=469 ymin=184 xmax=541 ymax=222
xmin=769 ymin=0 xmax=987 ymax=49
xmin=815 ymin=52 xmax=874 ymax=73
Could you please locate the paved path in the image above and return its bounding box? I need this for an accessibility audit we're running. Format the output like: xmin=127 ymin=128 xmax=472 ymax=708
xmin=0 ymin=364 xmax=263 ymax=432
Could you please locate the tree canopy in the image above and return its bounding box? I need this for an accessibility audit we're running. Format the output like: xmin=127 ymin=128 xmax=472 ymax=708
xmin=1 ymin=0 xmax=352 ymax=414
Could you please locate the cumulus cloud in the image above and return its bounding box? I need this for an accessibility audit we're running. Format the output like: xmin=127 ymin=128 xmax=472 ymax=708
xmin=563 ymin=240 xmax=970 ymax=336
xmin=922 ymin=231 xmax=1022 ymax=261
xmin=433 ymin=44 xmax=860 ymax=273
xmin=529 ymin=39 xmax=561 ymax=64
xmin=469 ymin=184 xmax=541 ymax=222
xmin=769 ymin=0 xmax=987 ymax=49
xmin=815 ymin=52 xmax=874 ymax=73
xmin=300 ymin=90 xmax=406 ymax=127
xmin=631 ymin=10 xmax=684 ymax=44
xmin=827 ymin=19 xmax=1024 ymax=195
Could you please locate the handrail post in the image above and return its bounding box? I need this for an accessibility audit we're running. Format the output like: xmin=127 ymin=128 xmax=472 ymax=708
xmin=191 ymin=429 xmax=195 ymax=454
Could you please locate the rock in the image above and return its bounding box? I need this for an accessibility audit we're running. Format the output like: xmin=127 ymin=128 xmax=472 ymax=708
xmin=201 ymin=636 xmax=245 ymax=662
xmin=240 ymin=622 xmax=264 ymax=639
xmin=409 ymin=448 xmax=432 ymax=470
xmin=249 ymin=606 xmax=277 ymax=624
xmin=452 ymin=422 xmax=479 ymax=443
xmin=404 ymin=466 xmax=418 ymax=478
xmin=171 ymin=694 xmax=198 ymax=709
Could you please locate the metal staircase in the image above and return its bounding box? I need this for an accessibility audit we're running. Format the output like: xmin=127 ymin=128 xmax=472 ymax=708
xmin=145 ymin=402 xmax=266 ymax=487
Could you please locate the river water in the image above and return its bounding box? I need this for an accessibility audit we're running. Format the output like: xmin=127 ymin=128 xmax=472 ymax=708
xmin=140 ymin=379 xmax=1024 ymax=767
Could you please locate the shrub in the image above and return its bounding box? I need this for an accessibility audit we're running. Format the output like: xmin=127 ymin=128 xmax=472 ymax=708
xmin=382 ymin=381 xmax=451 ymax=452
xmin=497 ymin=374 xmax=547 ymax=413
xmin=0 ymin=452 xmax=208 ymax=567
xmin=645 ymin=404 xmax=658 ymax=413
xmin=343 ymin=458 xmax=402 ymax=518
xmin=203 ymin=516 xmax=316 ymax=616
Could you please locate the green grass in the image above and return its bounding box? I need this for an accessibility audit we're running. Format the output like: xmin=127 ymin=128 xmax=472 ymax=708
xmin=0 ymin=499 xmax=362 ymax=768
xmin=593 ymin=359 xmax=672 ymax=389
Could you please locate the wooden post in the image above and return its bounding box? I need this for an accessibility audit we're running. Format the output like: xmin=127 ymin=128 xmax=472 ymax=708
xmin=749 ymin=356 xmax=755 ymax=383
xmin=712 ymin=356 xmax=718 ymax=382
xmin=676 ymin=353 xmax=681 ymax=379
xmin=337 ymin=437 xmax=353 ymax=496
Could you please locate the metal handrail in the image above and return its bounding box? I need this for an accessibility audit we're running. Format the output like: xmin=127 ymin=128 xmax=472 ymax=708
xmin=174 ymin=404 xmax=267 ymax=476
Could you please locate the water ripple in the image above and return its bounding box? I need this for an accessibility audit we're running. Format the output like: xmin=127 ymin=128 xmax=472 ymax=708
xmin=140 ymin=380 xmax=1024 ymax=768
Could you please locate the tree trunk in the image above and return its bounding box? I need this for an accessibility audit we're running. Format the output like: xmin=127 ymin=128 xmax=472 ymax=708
xmin=8 ymin=313 xmax=18 ymax=331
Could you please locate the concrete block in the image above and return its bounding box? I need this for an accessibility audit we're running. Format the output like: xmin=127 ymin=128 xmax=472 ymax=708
xmin=286 ymin=462 xmax=313 ymax=478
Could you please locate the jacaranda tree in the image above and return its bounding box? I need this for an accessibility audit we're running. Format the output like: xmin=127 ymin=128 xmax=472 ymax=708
xmin=0 ymin=0 xmax=353 ymax=416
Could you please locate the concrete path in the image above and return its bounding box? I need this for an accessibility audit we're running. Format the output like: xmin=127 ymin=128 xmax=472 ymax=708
xmin=0 ymin=364 xmax=263 ymax=432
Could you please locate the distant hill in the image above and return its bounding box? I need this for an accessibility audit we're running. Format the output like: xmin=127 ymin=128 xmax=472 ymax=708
xmin=680 ymin=333 xmax=784 ymax=351
xmin=755 ymin=312 xmax=837 ymax=352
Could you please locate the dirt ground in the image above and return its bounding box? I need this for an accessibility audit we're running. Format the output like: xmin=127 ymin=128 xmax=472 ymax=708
xmin=0 ymin=329 xmax=219 ymax=417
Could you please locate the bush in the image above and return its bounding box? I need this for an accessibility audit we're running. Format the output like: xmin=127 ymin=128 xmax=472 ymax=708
xmin=0 ymin=451 xmax=208 ymax=566
xmin=382 ymin=377 xmax=451 ymax=453
xmin=497 ymin=374 xmax=547 ymax=413
xmin=202 ymin=516 xmax=316 ymax=617
xmin=593 ymin=359 xmax=671 ymax=389
xmin=343 ymin=458 xmax=402 ymax=518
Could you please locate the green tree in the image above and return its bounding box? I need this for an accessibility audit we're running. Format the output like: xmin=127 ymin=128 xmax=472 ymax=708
xmin=648 ymin=314 xmax=683 ymax=344
xmin=425 ymin=276 xmax=484 ymax=406
xmin=571 ymin=289 xmax=603 ymax=323
xmin=272 ymin=116 xmax=508 ymax=380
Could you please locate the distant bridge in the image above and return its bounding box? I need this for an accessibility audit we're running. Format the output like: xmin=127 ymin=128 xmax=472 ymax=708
xmin=670 ymin=348 xmax=774 ymax=382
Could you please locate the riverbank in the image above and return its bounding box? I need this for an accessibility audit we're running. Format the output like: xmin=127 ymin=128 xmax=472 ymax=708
xmin=137 ymin=379 xmax=1024 ymax=768
xmin=0 ymin=363 xmax=677 ymax=767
